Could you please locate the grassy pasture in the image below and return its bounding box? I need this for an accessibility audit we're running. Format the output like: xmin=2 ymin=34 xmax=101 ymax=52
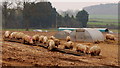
xmin=89 ymin=18 xmax=118 ymax=23
xmin=89 ymin=15 xmax=118 ymax=19
xmin=88 ymin=18 xmax=118 ymax=26
xmin=88 ymin=22 xmax=118 ymax=26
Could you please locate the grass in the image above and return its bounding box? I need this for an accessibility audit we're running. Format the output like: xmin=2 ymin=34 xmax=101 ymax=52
xmin=88 ymin=18 xmax=119 ymax=33
xmin=89 ymin=19 xmax=118 ymax=23
xmin=88 ymin=22 xmax=118 ymax=26
xmin=88 ymin=22 xmax=107 ymax=25
xmin=89 ymin=15 xmax=118 ymax=19
xmin=88 ymin=18 xmax=118 ymax=26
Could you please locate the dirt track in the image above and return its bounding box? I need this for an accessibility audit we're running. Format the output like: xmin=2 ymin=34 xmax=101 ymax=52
xmin=1 ymin=31 xmax=119 ymax=67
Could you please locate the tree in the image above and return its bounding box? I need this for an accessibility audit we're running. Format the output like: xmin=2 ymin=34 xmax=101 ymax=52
xmin=22 ymin=1 xmax=57 ymax=29
xmin=76 ymin=9 xmax=89 ymax=27
xmin=2 ymin=0 xmax=13 ymax=29
xmin=64 ymin=14 xmax=71 ymax=27
xmin=23 ymin=2 xmax=30 ymax=31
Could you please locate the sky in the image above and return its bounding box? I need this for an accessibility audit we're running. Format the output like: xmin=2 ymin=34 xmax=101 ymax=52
xmin=1 ymin=0 xmax=119 ymax=11
xmin=49 ymin=0 xmax=119 ymax=11
xmin=48 ymin=0 xmax=118 ymax=2
xmin=51 ymin=2 xmax=109 ymax=11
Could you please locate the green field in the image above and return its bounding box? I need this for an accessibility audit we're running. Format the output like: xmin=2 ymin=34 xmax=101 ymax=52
xmin=88 ymin=22 xmax=118 ymax=26
xmin=89 ymin=15 xmax=118 ymax=19
xmin=88 ymin=18 xmax=118 ymax=26
xmin=89 ymin=18 xmax=118 ymax=23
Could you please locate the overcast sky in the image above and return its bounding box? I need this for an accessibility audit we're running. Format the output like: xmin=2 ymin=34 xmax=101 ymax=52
xmin=51 ymin=2 xmax=112 ymax=11
xmin=49 ymin=0 xmax=119 ymax=11
xmin=1 ymin=0 xmax=119 ymax=11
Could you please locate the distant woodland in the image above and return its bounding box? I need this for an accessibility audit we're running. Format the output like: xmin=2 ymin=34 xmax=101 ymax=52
xmin=2 ymin=1 xmax=89 ymax=30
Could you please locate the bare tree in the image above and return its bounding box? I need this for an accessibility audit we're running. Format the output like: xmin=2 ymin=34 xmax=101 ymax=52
xmin=14 ymin=0 xmax=22 ymax=9
xmin=2 ymin=0 xmax=13 ymax=29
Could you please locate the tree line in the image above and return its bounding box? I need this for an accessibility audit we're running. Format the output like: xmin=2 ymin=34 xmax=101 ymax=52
xmin=2 ymin=1 xmax=89 ymax=30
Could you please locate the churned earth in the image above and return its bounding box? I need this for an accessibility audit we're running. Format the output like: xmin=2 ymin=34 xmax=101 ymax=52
xmin=1 ymin=31 xmax=119 ymax=67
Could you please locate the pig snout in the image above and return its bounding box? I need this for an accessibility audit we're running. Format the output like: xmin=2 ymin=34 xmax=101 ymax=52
xmin=29 ymin=36 xmax=33 ymax=44
xmin=29 ymin=39 xmax=33 ymax=44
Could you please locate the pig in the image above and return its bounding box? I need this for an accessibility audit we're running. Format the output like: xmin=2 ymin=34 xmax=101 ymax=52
xmin=53 ymin=39 xmax=60 ymax=47
xmin=9 ymin=32 xmax=18 ymax=39
xmin=106 ymin=34 xmax=115 ymax=41
xmin=22 ymin=35 xmax=33 ymax=44
xmin=47 ymin=40 xmax=56 ymax=50
xmin=49 ymin=36 xmax=56 ymax=40
xmin=75 ymin=44 xmax=89 ymax=54
xmin=4 ymin=31 xmax=11 ymax=38
xmin=39 ymin=35 xmax=44 ymax=43
xmin=32 ymin=34 xmax=40 ymax=43
xmin=89 ymin=45 xmax=101 ymax=56
xmin=43 ymin=36 xmax=48 ymax=44
xmin=15 ymin=32 xmax=25 ymax=39
xmin=64 ymin=41 xmax=74 ymax=49
xmin=66 ymin=36 xmax=71 ymax=42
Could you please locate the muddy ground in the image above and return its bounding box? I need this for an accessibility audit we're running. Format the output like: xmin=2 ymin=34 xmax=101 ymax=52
xmin=1 ymin=31 xmax=119 ymax=67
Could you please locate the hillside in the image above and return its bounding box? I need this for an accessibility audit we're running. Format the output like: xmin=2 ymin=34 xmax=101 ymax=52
xmin=84 ymin=3 xmax=118 ymax=19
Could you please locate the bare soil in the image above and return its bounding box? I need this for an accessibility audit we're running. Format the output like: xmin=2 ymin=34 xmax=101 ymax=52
xmin=1 ymin=31 xmax=119 ymax=67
